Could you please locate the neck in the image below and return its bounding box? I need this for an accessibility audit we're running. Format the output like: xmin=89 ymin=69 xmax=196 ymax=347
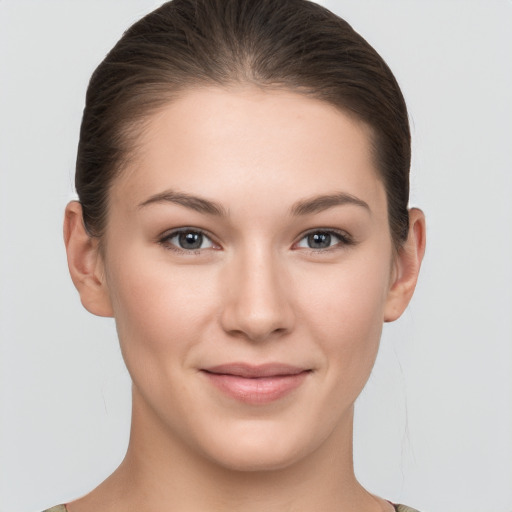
xmin=69 ymin=386 xmax=388 ymax=512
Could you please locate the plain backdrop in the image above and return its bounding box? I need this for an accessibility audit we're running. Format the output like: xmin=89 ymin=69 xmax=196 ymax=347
xmin=1 ymin=1 xmax=511 ymax=511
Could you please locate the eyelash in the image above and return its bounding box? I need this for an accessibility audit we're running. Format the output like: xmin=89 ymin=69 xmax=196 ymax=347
xmin=294 ymin=229 xmax=355 ymax=253
xmin=158 ymin=228 xmax=355 ymax=254
xmin=158 ymin=228 xmax=218 ymax=255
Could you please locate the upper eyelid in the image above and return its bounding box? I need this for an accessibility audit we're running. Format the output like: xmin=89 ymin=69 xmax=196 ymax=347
xmin=296 ymin=227 xmax=352 ymax=241
xmin=293 ymin=228 xmax=354 ymax=250
xmin=159 ymin=227 xmax=215 ymax=241
xmin=157 ymin=227 xmax=219 ymax=251
xmin=157 ymin=227 xmax=352 ymax=249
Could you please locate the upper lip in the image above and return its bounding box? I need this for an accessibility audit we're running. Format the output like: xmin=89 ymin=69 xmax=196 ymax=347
xmin=202 ymin=363 xmax=309 ymax=378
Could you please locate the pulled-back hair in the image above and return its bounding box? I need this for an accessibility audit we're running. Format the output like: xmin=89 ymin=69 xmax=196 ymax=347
xmin=76 ymin=0 xmax=411 ymax=245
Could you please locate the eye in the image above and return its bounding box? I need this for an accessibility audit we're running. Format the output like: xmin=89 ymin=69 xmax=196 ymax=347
xmin=160 ymin=229 xmax=216 ymax=252
xmin=295 ymin=230 xmax=353 ymax=250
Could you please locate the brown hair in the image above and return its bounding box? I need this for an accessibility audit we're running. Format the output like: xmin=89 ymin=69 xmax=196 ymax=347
xmin=76 ymin=0 xmax=411 ymax=246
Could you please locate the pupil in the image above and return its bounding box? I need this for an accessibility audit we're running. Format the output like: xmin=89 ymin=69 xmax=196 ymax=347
xmin=308 ymin=232 xmax=331 ymax=249
xmin=179 ymin=232 xmax=202 ymax=249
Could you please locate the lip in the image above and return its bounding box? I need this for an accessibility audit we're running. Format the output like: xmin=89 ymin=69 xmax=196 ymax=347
xmin=201 ymin=363 xmax=311 ymax=404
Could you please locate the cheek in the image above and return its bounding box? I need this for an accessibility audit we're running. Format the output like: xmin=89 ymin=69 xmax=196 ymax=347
xmin=297 ymin=252 xmax=391 ymax=385
xmin=105 ymin=250 xmax=217 ymax=369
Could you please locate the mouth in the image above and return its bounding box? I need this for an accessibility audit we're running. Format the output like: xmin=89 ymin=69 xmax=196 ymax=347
xmin=201 ymin=363 xmax=312 ymax=404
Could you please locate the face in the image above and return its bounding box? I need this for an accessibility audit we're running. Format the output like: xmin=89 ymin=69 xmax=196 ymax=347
xmin=100 ymin=87 xmax=398 ymax=471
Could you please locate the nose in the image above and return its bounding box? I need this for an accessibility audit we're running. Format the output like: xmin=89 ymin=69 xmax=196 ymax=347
xmin=220 ymin=247 xmax=296 ymax=343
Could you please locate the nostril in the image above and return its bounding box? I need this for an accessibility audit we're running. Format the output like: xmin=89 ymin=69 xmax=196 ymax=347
xmin=219 ymin=261 xmax=296 ymax=341
xmin=221 ymin=313 xmax=293 ymax=343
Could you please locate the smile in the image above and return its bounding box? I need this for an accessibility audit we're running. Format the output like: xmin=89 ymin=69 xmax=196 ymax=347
xmin=201 ymin=363 xmax=312 ymax=405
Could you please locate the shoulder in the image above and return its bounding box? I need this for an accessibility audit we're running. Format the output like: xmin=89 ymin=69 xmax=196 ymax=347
xmin=40 ymin=504 xmax=421 ymax=512
xmin=40 ymin=504 xmax=420 ymax=512
xmin=395 ymin=505 xmax=422 ymax=512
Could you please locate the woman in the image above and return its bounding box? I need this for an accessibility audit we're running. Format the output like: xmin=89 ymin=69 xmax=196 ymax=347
xmin=47 ymin=0 xmax=425 ymax=510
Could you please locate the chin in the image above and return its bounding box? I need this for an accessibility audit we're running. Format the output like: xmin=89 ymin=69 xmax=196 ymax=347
xmin=207 ymin=445 xmax=307 ymax=473
xmin=195 ymin=419 xmax=324 ymax=473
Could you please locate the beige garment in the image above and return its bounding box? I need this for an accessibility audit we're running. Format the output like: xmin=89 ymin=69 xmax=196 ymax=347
xmin=396 ymin=506 xmax=421 ymax=512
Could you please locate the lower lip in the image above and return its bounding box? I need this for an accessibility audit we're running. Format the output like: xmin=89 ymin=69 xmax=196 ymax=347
xmin=202 ymin=371 xmax=310 ymax=405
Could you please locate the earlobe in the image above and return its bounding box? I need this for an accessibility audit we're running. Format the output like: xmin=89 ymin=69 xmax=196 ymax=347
xmin=63 ymin=201 xmax=114 ymax=317
xmin=384 ymin=208 xmax=426 ymax=322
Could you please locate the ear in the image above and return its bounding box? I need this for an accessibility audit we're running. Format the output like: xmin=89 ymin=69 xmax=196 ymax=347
xmin=63 ymin=201 xmax=114 ymax=317
xmin=384 ymin=208 xmax=426 ymax=322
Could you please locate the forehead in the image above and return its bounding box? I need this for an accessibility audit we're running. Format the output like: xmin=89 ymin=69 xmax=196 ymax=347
xmin=112 ymin=86 xmax=386 ymax=216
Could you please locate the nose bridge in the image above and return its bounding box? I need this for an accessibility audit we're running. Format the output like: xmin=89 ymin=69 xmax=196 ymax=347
xmin=220 ymin=242 xmax=294 ymax=341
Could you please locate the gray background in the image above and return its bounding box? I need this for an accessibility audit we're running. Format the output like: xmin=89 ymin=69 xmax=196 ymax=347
xmin=1 ymin=1 xmax=511 ymax=511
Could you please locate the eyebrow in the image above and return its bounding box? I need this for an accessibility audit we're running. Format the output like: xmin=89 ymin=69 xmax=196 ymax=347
xmin=138 ymin=189 xmax=370 ymax=217
xmin=138 ymin=190 xmax=227 ymax=216
xmin=290 ymin=192 xmax=370 ymax=216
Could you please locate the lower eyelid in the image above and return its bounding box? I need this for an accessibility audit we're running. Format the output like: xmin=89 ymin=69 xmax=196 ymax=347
xmin=159 ymin=229 xmax=217 ymax=251
xmin=158 ymin=228 xmax=353 ymax=252
xmin=295 ymin=230 xmax=353 ymax=248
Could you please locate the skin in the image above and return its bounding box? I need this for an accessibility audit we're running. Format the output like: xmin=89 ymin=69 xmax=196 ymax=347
xmin=64 ymin=87 xmax=426 ymax=512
